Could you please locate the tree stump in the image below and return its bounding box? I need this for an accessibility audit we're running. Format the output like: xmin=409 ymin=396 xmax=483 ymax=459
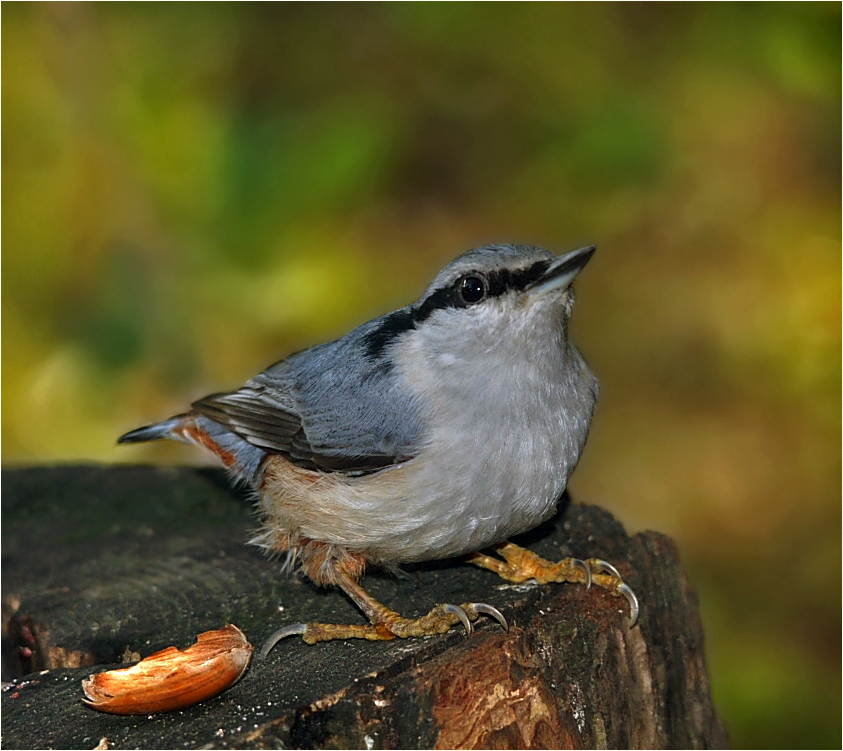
xmin=2 ymin=465 xmax=728 ymax=749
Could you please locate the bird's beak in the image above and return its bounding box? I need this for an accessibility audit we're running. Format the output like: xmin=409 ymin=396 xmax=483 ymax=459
xmin=526 ymin=245 xmax=596 ymax=297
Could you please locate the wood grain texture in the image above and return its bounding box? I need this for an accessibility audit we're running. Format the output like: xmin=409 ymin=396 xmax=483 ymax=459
xmin=2 ymin=465 xmax=728 ymax=749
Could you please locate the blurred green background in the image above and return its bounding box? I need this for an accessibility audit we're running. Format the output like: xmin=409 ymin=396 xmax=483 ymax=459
xmin=3 ymin=3 xmax=840 ymax=746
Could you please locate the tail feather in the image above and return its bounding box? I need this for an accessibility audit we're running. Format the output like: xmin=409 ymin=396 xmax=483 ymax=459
xmin=117 ymin=412 xmax=267 ymax=488
xmin=117 ymin=415 xmax=187 ymax=445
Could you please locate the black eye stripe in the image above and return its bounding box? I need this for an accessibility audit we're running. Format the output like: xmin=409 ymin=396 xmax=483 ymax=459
xmin=361 ymin=259 xmax=552 ymax=361
xmin=362 ymin=309 xmax=415 ymax=361
xmin=412 ymin=259 xmax=551 ymax=323
xmin=484 ymin=260 xmax=551 ymax=297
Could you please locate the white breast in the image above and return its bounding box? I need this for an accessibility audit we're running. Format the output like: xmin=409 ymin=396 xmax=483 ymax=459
xmin=266 ymin=298 xmax=598 ymax=565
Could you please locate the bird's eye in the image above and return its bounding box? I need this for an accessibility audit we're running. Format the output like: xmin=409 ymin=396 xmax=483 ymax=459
xmin=458 ymin=275 xmax=486 ymax=304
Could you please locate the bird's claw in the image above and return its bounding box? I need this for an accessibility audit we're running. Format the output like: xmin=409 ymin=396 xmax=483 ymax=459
xmin=470 ymin=602 xmax=509 ymax=631
xmin=617 ymin=583 xmax=640 ymax=628
xmin=469 ymin=543 xmax=640 ymax=628
xmin=258 ymin=623 xmax=307 ymax=660
xmin=573 ymin=558 xmax=593 ymax=589
xmin=590 ymin=559 xmax=622 ymax=580
xmin=259 ymin=600 xmax=509 ymax=658
xmin=445 ymin=602 xmax=509 ymax=636
xmin=443 ymin=603 xmax=473 ymax=635
xmin=586 ymin=558 xmax=639 ymax=628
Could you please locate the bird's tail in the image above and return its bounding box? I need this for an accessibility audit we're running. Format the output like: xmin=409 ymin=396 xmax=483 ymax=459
xmin=117 ymin=415 xmax=189 ymax=445
xmin=118 ymin=412 xmax=267 ymax=487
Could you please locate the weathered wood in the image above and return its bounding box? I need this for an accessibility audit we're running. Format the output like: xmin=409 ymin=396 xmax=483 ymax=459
xmin=2 ymin=465 xmax=728 ymax=749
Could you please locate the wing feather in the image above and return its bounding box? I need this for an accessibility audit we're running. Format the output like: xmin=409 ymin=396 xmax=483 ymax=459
xmin=191 ymin=326 xmax=425 ymax=475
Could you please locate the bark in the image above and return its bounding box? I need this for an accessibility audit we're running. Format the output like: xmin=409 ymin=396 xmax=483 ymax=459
xmin=2 ymin=465 xmax=728 ymax=749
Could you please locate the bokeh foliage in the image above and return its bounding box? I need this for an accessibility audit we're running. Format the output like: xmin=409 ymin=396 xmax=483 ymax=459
xmin=3 ymin=3 xmax=840 ymax=747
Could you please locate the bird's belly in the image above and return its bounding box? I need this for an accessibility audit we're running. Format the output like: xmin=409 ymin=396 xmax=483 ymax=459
xmin=369 ymin=445 xmax=567 ymax=563
xmin=258 ymin=437 xmax=570 ymax=565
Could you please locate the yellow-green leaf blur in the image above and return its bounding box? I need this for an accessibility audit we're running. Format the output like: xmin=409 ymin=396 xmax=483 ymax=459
xmin=3 ymin=4 xmax=839 ymax=747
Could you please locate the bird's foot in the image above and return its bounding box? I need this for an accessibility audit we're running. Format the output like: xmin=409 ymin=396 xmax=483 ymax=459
xmin=259 ymin=601 xmax=507 ymax=659
xmin=468 ymin=542 xmax=639 ymax=627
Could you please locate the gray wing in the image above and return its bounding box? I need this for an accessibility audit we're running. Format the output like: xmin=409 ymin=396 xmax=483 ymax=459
xmin=192 ymin=315 xmax=426 ymax=474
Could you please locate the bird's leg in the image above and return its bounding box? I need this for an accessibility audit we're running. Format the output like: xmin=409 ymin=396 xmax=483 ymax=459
xmin=259 ymin=564 xmax=507 ymax=658
xmin=467 ymin=541 xmax=639 ymax=627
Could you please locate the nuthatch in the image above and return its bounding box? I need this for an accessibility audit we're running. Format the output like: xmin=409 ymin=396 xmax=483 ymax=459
xmin=119 ymin=244 xmax=638 ymax=657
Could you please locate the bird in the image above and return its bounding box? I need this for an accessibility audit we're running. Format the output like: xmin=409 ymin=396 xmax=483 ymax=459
xmin=118 ymin=243 xmax=638 ymax=658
